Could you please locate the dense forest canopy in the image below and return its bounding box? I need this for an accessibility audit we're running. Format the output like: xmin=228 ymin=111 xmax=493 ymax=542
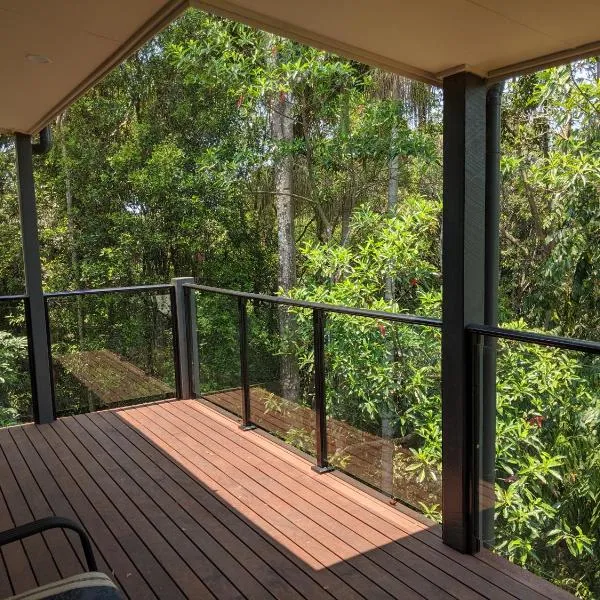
xmin=0 ymin=9 xmax=599 ymax=598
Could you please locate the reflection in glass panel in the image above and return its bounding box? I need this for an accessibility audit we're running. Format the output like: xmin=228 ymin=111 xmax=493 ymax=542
xmin=481 ymin=337 xmax=600 ymax=596
xmin=247 ymin=302 xmax=316 ymax=456
xmin=194 ymin=291 xmax=241 ymax=416
xmin=325 ymin=314 xmax=442 ymax=518
xmin=48 ymin=291 xmax=175 ymax=416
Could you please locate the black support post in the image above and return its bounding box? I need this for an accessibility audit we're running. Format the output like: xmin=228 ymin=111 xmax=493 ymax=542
xmin=311 ymin=308 xmax=332 ymax=473
xmin=169 ymin=285 xmax=183 ymax=399
xmin=15 ymin=133 xmax=55 ymax=424
xmin=172 ymin=277 xmax=199 ymax=399
xmin=238 ymin=297 xmax=255 ymax=430
xmin=481 ymin=82 xmax=503 ymax=547
xmin=441 ymin=72 xmax=487 ymax=554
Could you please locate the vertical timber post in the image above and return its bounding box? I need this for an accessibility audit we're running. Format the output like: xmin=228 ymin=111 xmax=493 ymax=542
xmin=442 ymin=72 xmax=487 ymax=553
xmin=238 ymin=297 xmax=255 ymax=430
xmin=481 ymin=82 xmax=503 ymax=547
xmin=311 ymin=308 xmax=332 ymax=473
xmin=15 ymin=133 xmax=55 ymax=424
xmin=172 ymin=277 xmax=199 ymax=399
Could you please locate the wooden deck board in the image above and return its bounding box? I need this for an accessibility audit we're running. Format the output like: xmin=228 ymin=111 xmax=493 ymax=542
xmin=187 ymin=399 xmax=545 ymax=600
xmin=0 ymin=399 xmax=573 ymax=599
xmin=98 ymin=411 xmax=363 ymax=600
xmin=203 ymin=388 xmax=444 ymax=510
xmin=0 ymin=480 xmax=36 ymax=595
xmin=133 ymin=405 xmax=417 ymax=600
xmin=22 ymin=425 xmax=159 ymax=599
xmin=155 ymin=402 xmax=450 ymax=600
xmin=0 ymin=429 xmax=82 ymax=581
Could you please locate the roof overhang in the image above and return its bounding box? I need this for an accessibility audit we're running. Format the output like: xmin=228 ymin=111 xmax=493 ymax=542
xmin=0 ymin=0 xmax=187 ymax=135
xmin=1 ymin=0 xmax=599 ymax=135
xmin=194 ymin=0 xmax=600 ymax=86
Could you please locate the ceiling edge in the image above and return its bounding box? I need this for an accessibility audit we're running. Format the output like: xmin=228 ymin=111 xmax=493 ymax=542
xmin=21 ymin=0 xmax=189 ymax=135
xmin=487 ymin=39 xmax=600 ymax=83
xmin=192 ymin=0 xmax=441 ymax=86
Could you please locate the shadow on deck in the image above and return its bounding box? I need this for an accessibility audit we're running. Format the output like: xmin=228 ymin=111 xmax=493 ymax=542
xmin=0 ymin=399 xmax=572 ymax=599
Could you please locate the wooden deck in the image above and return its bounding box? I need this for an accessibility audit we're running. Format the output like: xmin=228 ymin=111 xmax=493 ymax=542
xmin=204 ymin=387 xmax=443 ymax=509
xmin=0 ymin=399 xmax=572 ymax=599
xmin=203 ymin=388 xmax=497 ymax=514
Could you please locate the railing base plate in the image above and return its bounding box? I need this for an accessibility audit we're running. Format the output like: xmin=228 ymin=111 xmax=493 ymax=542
xmin=311 ymin=465 xmax=334 ymax=474
xmin=240 ymin=423 xmax=257 ymax=431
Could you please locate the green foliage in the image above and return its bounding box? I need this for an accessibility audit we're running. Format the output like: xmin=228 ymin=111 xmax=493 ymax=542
xmin=0 ymin=9 xmax=598 ymax=597
xmin=500 ymin=62 xmax=600 ymax=341
xmin=290 ymin=198 xmax=443 ymax=508
xmin=0 ymin=328 xmax=31 ymax=422
xmin=291 ymin=201 xmax=600 ymax=597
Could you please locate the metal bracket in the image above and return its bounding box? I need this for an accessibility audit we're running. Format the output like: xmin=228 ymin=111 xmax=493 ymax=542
xmin=311 ymin=464 xmax=334 ymax=474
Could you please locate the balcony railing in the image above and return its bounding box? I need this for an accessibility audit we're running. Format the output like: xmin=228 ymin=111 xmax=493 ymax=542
xmin=466 ymin=323 xmax=600 ymax=557
xmin=185 ymin=283 xmax=442 ymax=512
xmin=45 ymin=284 xmax=178 ymax=417
xmin=1 ymin=279 xmax=599 ymax=571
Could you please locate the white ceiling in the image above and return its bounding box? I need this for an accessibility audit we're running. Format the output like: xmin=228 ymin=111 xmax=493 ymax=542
xmin=1 ymin=0 xmax=599 ymax=134
xmin=0 ymin=0 xmax=186 ymax=134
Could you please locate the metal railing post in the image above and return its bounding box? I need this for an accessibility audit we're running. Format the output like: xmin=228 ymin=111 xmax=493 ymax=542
xmin=16 ymin=133 xmax=55 ymax=423
xmin=471 ymin=331 xmax=484 ymax=553
xmin=171 ymin=277 xmax=199 ymax=399
xmin=169 ymin=285 xmax=183 ymax=399
xmin=238 ymin=297 xmax=255 ymax=430
xmin=185 ymin=285 xmax=200 ymax=397
xmin=312 ymin=308 xmax=333 ymax=473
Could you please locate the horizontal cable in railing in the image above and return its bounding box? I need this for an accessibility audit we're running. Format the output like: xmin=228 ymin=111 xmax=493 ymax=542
xmin=44 ymin=284 xmax=173 ymax=299
xmin=0 ymin=294 xmax=27 ymax=302
xmin=183 ymin=283 xmax=442 ymax=328
xmin=467 ymin=323 xmax=600 ymax=354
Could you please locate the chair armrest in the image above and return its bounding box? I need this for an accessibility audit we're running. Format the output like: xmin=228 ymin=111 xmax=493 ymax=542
xmin=0 ymin=517 xmax=97 ymax=571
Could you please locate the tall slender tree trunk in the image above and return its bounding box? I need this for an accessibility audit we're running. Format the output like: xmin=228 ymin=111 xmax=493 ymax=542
xmin=339 ymin=91 xmax=353 ymax=245
xmin=58 ymin=114 xmax=92 ymax=410
xmin=381 ymin=88 xmax=401 ymax=495
xmin=271 ymin=53 xmax=300 ymax=401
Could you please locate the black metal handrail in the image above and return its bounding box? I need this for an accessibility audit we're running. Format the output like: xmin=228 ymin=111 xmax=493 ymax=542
xmin=44 ymin=284 xmax=172 ymax=299
xmin=466 ymin=323 xmax=600 ymax=354
xmin=0 ymin=294 xmax=27 ymax=302
xmin=186 ymin=281 xmax=441 ymax=471
xmin=183 ymin=283 xmax=442 ymax=328
xmin=41 ymin=283 xmax=182 ymax=416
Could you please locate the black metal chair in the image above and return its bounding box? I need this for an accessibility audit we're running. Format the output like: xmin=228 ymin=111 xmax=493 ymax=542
xmin=0 ymin=517 xmax=123 ymax=599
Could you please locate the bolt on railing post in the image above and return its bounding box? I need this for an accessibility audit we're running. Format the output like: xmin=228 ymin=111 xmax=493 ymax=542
xmin=171 ymin=277 xmax=199 ymax=400
xmin=238 ymin=297 xmax=255 ymax=430
xmin=312 ymin=308 xmax=333 ymax=473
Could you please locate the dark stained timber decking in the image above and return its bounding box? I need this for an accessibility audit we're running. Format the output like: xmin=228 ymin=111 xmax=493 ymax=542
xmin=0 ymin=399 xmax=574 ymax=599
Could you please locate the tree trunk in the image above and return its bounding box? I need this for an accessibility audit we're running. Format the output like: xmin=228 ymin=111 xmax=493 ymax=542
xmin=58 ymin=114 xmax=92 ymax=411
xmin=340 ymin=91 xmax=353 ymax=245
xmin=271 ymin=55 xmax=300 ymax=402
xmin=381 ymin=90 xmax=401 ymax=495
